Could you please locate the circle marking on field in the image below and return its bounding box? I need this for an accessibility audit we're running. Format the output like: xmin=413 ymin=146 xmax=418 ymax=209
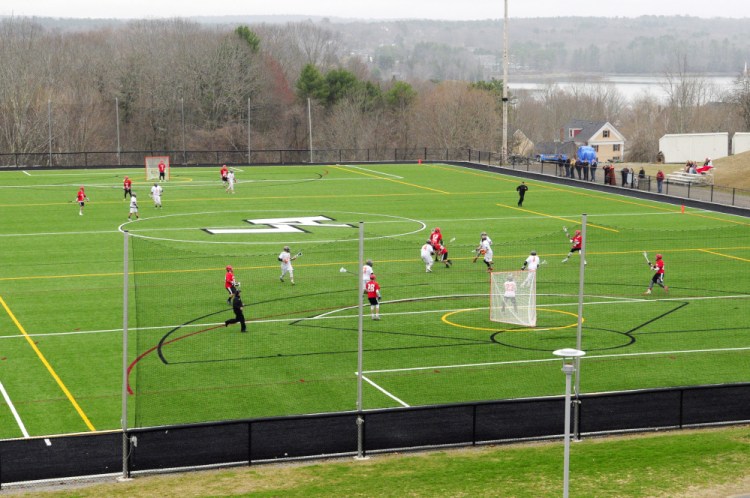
xmin=441 ymin=308 xmax=580 ymax=332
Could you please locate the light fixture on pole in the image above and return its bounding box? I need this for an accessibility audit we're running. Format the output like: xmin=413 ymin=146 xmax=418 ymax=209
xmin=553 ymin=348 xmax=586 ymax=498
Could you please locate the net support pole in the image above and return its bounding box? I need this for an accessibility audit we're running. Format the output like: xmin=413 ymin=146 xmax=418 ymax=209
xmin=120 ymin=230 xmax=130 ymax=480
xmin=307 ymin=97 xmax=314 ymax=164
xmin=115 ymin=97 xmax=121 ymax=167
xmin=356 ymin=222 xmax=367 ymax=459
xmin=573 ymin=214 xmax=587 ymax=440
xmin=247 ymin=98 xmax=252 ymax=164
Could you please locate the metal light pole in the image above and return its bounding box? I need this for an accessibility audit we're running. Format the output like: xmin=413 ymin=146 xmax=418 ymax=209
xmin=180 ymin=97 xmax=186 ymax=165
xmin=115 ymin=97 xmax=121 ymax=166
xmin=553 ymin=348 xmax=586 ymax=498
xmin=501 ymin=0 xmax=509 ymax=165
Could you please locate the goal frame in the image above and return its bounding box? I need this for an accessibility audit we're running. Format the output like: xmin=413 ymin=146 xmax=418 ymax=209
xmin=145 ymin=156 xmax=170 ymax=181
xmin=489 ymin=270 xmax=537 ymax=327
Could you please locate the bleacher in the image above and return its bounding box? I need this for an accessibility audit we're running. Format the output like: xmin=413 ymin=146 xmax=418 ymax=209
xmin=665 ymin=170 xmax=714 ymax=186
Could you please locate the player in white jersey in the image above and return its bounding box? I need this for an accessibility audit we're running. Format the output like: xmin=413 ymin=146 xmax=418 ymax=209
xmin=278 ymin=246 xmax=297 ymax=285
xmin=226 ymin=170 xmax=236 ymax=194
xmin=502 ymin=274 xmax=518 ymax=312
xmin=150 ymin=183 xmax=163 ymax=208
xmin=420 ymin=241 xmax=435 ymax=272
xmin=521 ymin=250 xmax=540 ymax=287
xmin=127 ymin=192 xmax=139 ymax=220
xmin=474 ymin=232 xmax=494 ymax=272
xmin=362 ymin=260 xmax=374 ymax=288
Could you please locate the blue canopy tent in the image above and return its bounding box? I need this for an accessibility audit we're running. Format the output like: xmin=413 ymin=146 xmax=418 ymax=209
xmin=577 ymin=145 xmax=597 ymax=163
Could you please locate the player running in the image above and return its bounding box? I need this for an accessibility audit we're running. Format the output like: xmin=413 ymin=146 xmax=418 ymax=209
xmin=278 ymin=246 xmax=297 ymax=285
xmin=123 ymin=176 xmax=132 ymax=199
xmin=226 ymin=170 xmax=236 ymax=194
xmin=645 ymin=254 xmax=668 ymax=295
xmin=224 ymin=265 xmax=238 ymax=304
xmin=127 ymin=192 xmax=139 ymax=220
xmin=75 ymin=186 xmax=89 ymax=216
xmin=150 ymin=183 xmax=163 ymax=208
xmin=562 ymin=228 xmax=586 ymax=265
xmin=220 ymin=164 xmax=229 ymax=186
xmin=473 ymin=231 xmax=494 ymax=272
xmin=362 ymin=259 xmax=374 ymax=288
xmin=421 ymin=241 xmax=435 ymax=272
xmin=429 ymin=227 xmax=443 ymax=261
xmin=365 ymin=273 xmax=381 ymax=320
xmin=521 ymin=250 xmax=540 ymax=287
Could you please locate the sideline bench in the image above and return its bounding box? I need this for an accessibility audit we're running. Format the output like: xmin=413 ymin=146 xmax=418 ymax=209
xmin=665 ymin=171 xmax=714 ymax=186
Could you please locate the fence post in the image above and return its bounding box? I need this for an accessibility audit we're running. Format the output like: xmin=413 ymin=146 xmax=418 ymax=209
xmin=688 ymin=182 xmax=691 ymax=199
xmin=423 ymin=147 xmax=427 ymax=161
xmin=710 ymin=185 xmax=713 ymax=202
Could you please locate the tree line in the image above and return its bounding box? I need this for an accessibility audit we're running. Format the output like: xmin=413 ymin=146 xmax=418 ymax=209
xmin=1 ymin=17 xmax=749 ymax=164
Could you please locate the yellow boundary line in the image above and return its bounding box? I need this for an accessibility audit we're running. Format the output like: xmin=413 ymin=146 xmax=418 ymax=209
xmin=495 ymin=203 xmax=620 ymax=233
xmin=430 ymin=163 xmax=750 ymax=226
xmin=331 ymin=165 xmax=450 ymax=194
xmin=0 ymin=295 xmax=96 ymax=432
xmin=2 ymin=247 xmax=750 ymax=282
xmin=697 ymin=249 xmax=750 ymax=263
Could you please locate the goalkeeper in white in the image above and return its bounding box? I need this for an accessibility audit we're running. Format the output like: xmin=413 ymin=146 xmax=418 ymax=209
xmin=521 ymin=250 xmax=540 ymax=287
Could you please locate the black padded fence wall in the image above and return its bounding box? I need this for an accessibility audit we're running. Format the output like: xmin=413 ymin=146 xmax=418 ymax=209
xmin=3 ymin=384 xmax=750 ymax=488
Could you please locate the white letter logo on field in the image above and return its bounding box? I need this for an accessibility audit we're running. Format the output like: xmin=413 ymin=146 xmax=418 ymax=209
xmin=204 ymin=215 xmax=353 ymax=235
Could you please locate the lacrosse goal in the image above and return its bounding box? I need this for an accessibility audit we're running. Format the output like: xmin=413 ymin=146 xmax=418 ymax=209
xmin=145 ymin=156 xmax=170 ymax=181
xmin=490 ymin=270 xmax=537 ymax=327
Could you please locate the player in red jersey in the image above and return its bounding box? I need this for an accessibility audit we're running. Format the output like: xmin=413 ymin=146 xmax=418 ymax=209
xmin=123 ymin=176 xmax=132 ymax=199
xmin=365 ymin=273 xmax=381 ymax=320
xmin=562 ymin=229 xmax=586 ymax=265
xmin=74 ymin=186 xmax=89 ymax=216
xmin=645 ymin=254 xmax=668 ymax=295
xmin=220 ymin=165 xmax=229 ymax=186
xmin=158 ymin=160 xmax=166 ymax=181
xmin=225 ymin=265 xmax=239 ymax=304
xmin=429 ymin=227 xmax=443 ymax=260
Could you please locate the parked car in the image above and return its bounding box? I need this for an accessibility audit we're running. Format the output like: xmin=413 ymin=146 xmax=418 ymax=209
xmin=535 ymin=153 xmax=568 ymax=164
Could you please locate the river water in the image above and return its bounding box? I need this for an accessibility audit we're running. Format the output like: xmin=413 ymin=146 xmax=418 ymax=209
xmin=510 ymin=75 xmax=740 ymax=102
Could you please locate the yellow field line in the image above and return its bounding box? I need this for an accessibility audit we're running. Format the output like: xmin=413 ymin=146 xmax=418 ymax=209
xmin=432 ymin=164 xmax=750 ymax=225
xmin=4 ymin=247 xmax=750 ymax=282
xmin=495 ymin=203 xmax=620 ymax=233
xmin=331 ymin=165 xmax=450 ymax=194
xmin=0 ymin=295 xmax=96 ymax=432
xmin=697 ymin=249 xmax=750 ymax=262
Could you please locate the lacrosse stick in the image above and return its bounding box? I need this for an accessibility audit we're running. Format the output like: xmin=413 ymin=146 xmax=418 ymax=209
xmin=295 ymin=251 xmax=303 ymax=258
xmin=449 ymin=237 xmax=456 ymax=243
xmin=339 ymin=267 xmax=354 ymax=275
xmin=540 ymin=260 xmax=548 ymax=265
xmin=562 ymin=226 xmax=569 ymax=238
xmin=642 ymin=251 xmax=651 ymax=266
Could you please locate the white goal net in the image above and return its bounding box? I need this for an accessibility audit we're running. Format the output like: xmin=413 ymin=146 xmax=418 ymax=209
xmin=145 ymin=156 xmax=170 ymax=181
xmin=490 ymin=270 xmax=537 ymax=327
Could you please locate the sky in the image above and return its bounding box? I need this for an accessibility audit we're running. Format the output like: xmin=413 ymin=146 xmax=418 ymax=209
xmin=2 ymin=0 xmax=750 ymax=21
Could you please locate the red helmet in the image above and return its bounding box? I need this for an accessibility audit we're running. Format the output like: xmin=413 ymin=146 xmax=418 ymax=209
xmin=434 ymin=227 xmax=441 ymax=232
xmin=655 ymin=254 xmax=662 ymax=260
xmin=370 ymin=273 xmax=377 ymax=280
xmin=575 ymin=230 xmax=581 ymax=235
xmin=226 ymin=265 xmax=233 ymax=271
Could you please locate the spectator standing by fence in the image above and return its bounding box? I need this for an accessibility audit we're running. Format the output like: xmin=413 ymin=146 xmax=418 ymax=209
xmin=590 ymin=160 xmax=598 ymax=182
xmin=621 ymin=166 xmax=629 ymax=187
xmin=656 ymin=170 xmax=665 ymax=193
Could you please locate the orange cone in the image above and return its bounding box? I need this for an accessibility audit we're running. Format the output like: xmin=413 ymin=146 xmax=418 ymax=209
xmin=681 ymin=205 xmax=685 ymax=214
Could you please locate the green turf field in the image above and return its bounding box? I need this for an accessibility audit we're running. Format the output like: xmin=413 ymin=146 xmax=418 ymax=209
xmin=0 ymin=163 xmax=748 ymax=438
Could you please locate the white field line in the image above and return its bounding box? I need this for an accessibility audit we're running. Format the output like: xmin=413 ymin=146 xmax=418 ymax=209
xmin=362 ymin=346 xmax=750 ymax=375
xmin=361 ymin=375 xmax=410 ymax=407
xmin=22 ymin=171 xmax=31 ymax=176
xmin=0 ymin=381 xmax=49 ymax=444
xmin=1 ymin=293 xmax=747 ymax=341
xmin=343 ymin=165 xmax=404 ymax=179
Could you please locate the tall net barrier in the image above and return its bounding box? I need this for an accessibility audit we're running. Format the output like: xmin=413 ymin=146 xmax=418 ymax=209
xmin=128 ymin=226 xmax=363 ymax=428
xmin=126 ymin=199 xmax=749 ymax=427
